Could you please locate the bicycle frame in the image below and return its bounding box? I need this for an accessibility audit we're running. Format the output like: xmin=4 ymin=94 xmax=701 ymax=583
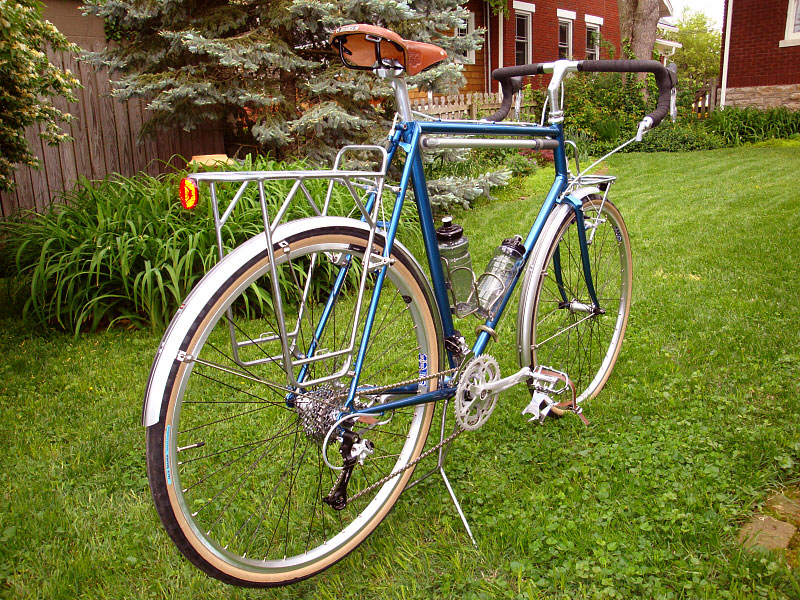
xmin=331 ymin=72 xmax=596 ymax=416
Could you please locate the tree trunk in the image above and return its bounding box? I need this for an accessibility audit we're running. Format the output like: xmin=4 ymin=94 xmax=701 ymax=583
xmin=618 ymin=0 xmax=661 ymax=60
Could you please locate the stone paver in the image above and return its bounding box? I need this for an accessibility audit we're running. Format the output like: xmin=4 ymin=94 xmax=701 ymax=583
xmin=765 ymin=493 xmax=800 ymax=525
xmin=738 ymin=515 xmax=797 ymax=551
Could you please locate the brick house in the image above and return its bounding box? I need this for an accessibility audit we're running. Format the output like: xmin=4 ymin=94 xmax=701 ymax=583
xmin=454 ymin=0 xmax=675 ymax=93
xmin=720 ymin=0 xmax=800 ymax=109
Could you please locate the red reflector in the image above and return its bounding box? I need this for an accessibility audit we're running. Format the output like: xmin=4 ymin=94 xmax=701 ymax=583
xmin=179 ymin=178 xmax=199 ymax=209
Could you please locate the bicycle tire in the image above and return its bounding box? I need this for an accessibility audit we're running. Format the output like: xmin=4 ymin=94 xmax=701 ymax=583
xmin=145 ymin=218 xmax=442 ymax=586
xmin=518 ymin=195 xmax=632 ymax=404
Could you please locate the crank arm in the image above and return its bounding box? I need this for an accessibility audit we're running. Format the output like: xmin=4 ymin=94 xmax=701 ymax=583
xmin=469 ymin=366 xmax=535 ymax=397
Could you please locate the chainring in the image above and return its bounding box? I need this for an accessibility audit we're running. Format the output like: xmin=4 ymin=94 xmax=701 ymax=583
xmin=455 ymin=355 xmax=501 ymax=430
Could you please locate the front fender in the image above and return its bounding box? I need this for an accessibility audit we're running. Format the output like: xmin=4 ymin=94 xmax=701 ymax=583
xmin=515 ymin=187 xmax=600 ymax=369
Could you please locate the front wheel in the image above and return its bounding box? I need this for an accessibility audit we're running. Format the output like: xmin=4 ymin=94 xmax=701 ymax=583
xmin=518 ymin=195 xmax=632 ymax=404
xmin=144 ymin=220 xmax=442 ymax=587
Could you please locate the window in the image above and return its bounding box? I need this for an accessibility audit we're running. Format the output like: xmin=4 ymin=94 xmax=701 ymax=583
xmin=513 ymin=2 xmax=536 ymax=65
xmin=586 ymin=24 xmax=600 ymax=60
xmin=454 ymin=12 xmax=476 ymax=64
xmin=557 ymin=10 xmax=575 ymax=59
xmin=516 ymin=13 xmax=531 ymax=64
xmin=558 ymin=20 xmax=572 ymax=58
xmin=584 ymin=14 xmax=603 ymax=60
xmin=780 ymin=0 xmax=800 ymax=47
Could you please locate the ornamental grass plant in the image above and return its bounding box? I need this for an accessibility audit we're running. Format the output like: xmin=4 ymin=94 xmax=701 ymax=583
xmin=0 ymin=155 xmax=417 ymax=335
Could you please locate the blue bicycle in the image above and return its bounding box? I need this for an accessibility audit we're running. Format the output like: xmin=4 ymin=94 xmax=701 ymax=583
xmin=142 ymin=24 xmax=677 ymax=586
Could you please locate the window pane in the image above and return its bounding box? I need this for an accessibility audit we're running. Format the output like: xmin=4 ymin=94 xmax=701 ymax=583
xmin=795 ymin=0 xmax=800 ymax=33
xmin=559 ymin=21 xmax=571 ymax=59
xmin=516 ymin=14 xmax=529 ymax=65
xmin=516 ymin=41 xmax=527 ymax=65
xmin=586 ymin=26 xmax=599 ymax=60
xmin=517 ymin=15 xmax=527 ymax=38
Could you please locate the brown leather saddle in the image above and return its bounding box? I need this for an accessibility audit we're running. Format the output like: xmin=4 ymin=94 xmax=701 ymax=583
xmin=329 ymin=24 xmax=447 ymax=76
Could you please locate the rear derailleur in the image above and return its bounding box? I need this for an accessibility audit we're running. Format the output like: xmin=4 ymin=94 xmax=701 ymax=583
xmin=323 ymin=429 xmax=374 ymax=511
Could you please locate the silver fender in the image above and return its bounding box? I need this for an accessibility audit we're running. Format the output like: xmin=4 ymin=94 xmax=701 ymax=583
xmin=515 ymin=187 xmax=600 ymax=370
xmin=142 ymin=216 xmax=442 ymax=427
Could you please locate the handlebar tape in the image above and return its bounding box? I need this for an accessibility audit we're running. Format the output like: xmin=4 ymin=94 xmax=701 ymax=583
xmin=486 ymin=59 xmax=677 ymax=125
xmin=578 ymin=60 xmax=676 ymax=128
xmin=486 ymin=64 xmax=545 ymax=122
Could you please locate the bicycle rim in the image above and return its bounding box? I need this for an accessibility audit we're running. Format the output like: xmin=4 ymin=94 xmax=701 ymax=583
xmin=146 ymin=223 xmax=440 ymax=586
xmin=529 ymin=197 xmax=632 ymax=403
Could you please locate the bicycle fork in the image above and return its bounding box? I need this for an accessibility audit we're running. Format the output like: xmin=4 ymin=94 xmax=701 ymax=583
xmin=557 ymin=193 xmax=602 ymax=312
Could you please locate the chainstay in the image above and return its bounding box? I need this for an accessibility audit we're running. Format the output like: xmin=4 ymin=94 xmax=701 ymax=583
xmin=348 ymin=367 xmax=459 ymax=402
xmin=346 ymin=423 xmax=465 ymax=505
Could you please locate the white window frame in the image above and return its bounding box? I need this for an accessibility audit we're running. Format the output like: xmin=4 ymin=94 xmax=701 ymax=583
xmin=514 ymin=2 xmax=536 ymax=65
xmin=454 ymin=12 xmax=476 ymax=64
xmin=557 ymin=10 xmax=575 ymax=60
xmin=780 ymin=0 xmax=800 ymax=47
xmin=585 ymin=23 xmax=601 ymax=60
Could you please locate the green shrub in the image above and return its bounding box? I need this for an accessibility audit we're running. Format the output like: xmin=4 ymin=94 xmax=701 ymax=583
xmin=0 ymin=0 xmax=81 ymax=191
xmin=561 ymin=71 xmax=650 ymax=138
xmin=0 ymin=155 xmax=417 ymax=334
xmin=588 ymin=121 xmax=725 ymax=156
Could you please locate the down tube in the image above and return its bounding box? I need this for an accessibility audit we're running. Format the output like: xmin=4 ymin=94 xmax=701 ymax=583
xmin=471 ymin=135 xmax=570 ymax=358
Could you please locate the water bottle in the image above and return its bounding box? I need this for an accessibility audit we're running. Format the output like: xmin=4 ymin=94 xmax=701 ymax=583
xmin=476 ymin=235 xmax=525 ymax=317
xmin=436 ymin=217 xmax=478 ymax=317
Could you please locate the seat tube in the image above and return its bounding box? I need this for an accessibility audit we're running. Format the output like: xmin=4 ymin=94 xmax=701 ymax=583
xmin=405 ymin=124 xmax=458 ymax=347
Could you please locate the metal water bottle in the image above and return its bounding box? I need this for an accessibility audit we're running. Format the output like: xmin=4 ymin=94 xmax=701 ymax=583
xmin=436 ymin=217 xmax=478 ymax=317
xmin=476 ymin=235 xmax=525 ymax=317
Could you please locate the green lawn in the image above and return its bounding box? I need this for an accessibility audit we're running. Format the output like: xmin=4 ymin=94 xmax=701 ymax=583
xmin=1 ymin=145 xmax=799 ymax=599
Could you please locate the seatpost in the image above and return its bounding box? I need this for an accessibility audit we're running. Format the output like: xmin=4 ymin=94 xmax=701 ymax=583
xmin=379 ymin=68 xmax=413 ymax=121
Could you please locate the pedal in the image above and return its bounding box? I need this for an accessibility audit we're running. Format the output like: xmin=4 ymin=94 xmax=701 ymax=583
xmin=522 ymin=390 xmax=555 ymax=424
xmin=527 ymin=366 xmax=590 ymax=425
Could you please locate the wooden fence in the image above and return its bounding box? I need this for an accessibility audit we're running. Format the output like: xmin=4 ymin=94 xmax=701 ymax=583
xmin=0 ymin=43 xmax=225 ymax=218
xmin=693 ymin=78 xmax=719 ymax=119
xmin=410 ymin=92 xmax=540 ymax=121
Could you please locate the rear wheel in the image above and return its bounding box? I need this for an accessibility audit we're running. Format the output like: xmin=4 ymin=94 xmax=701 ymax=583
xmin=145 ymin=222 xmax=441 ymax=586
xmin=525 ymin=196 xmax=632 ymax=404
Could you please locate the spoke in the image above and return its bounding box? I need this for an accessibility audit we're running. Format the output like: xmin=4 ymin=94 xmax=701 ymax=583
xmin=361 ymin=338 xmax=421 ymax=387
xmin=179 ymin=435 xmax=284 ymax=466
xmin=190 ymin=369 xmax=290 ymax=408
xmin=179 ymin=397 xmax=284 ymax=435
xmin=182 ymin=418 xmax=300 ymax=494
xmin=203 ymin=433 xmax=284 ymax=534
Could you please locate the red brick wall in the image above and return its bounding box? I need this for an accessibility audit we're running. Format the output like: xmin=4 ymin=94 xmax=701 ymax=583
xmin=472 ymin=0 xmax=621 ymax=92
xmin=722 ymin=0 xmax=800 ymax=87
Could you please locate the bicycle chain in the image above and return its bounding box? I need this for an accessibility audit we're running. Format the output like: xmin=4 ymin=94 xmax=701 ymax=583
xmin=345 ymin=423 xmax=465 ymax=505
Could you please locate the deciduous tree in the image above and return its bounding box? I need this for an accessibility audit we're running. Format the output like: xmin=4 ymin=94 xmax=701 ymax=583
xmin=666 ymin=10 xmax=721 ymax=92
xmin=617 ymin=0 xmax=661 ymax=60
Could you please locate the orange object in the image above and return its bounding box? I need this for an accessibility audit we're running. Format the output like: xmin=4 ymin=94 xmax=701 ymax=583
xmin=179 ymin=177 xmax=199 ymax=210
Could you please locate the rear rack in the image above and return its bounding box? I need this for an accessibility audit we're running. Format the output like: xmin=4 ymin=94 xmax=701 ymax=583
xmin=190 ymin=145 xmax=390 ymax=262
xmin=188 ymin=145 xmax=394 ymax=390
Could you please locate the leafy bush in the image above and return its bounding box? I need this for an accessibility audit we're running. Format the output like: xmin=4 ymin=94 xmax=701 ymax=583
xmin=562 ymin=72 xmax=650 ymax=139
xmin=705 ymin=106 xmax=800 ymax=146
xmin=591 ymin=121 xmax=726 ymax=155
xmin=0 ymin=155 xmax=418 ymax=334
xmin=0 ymin=0 xmax=81 ymax=191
